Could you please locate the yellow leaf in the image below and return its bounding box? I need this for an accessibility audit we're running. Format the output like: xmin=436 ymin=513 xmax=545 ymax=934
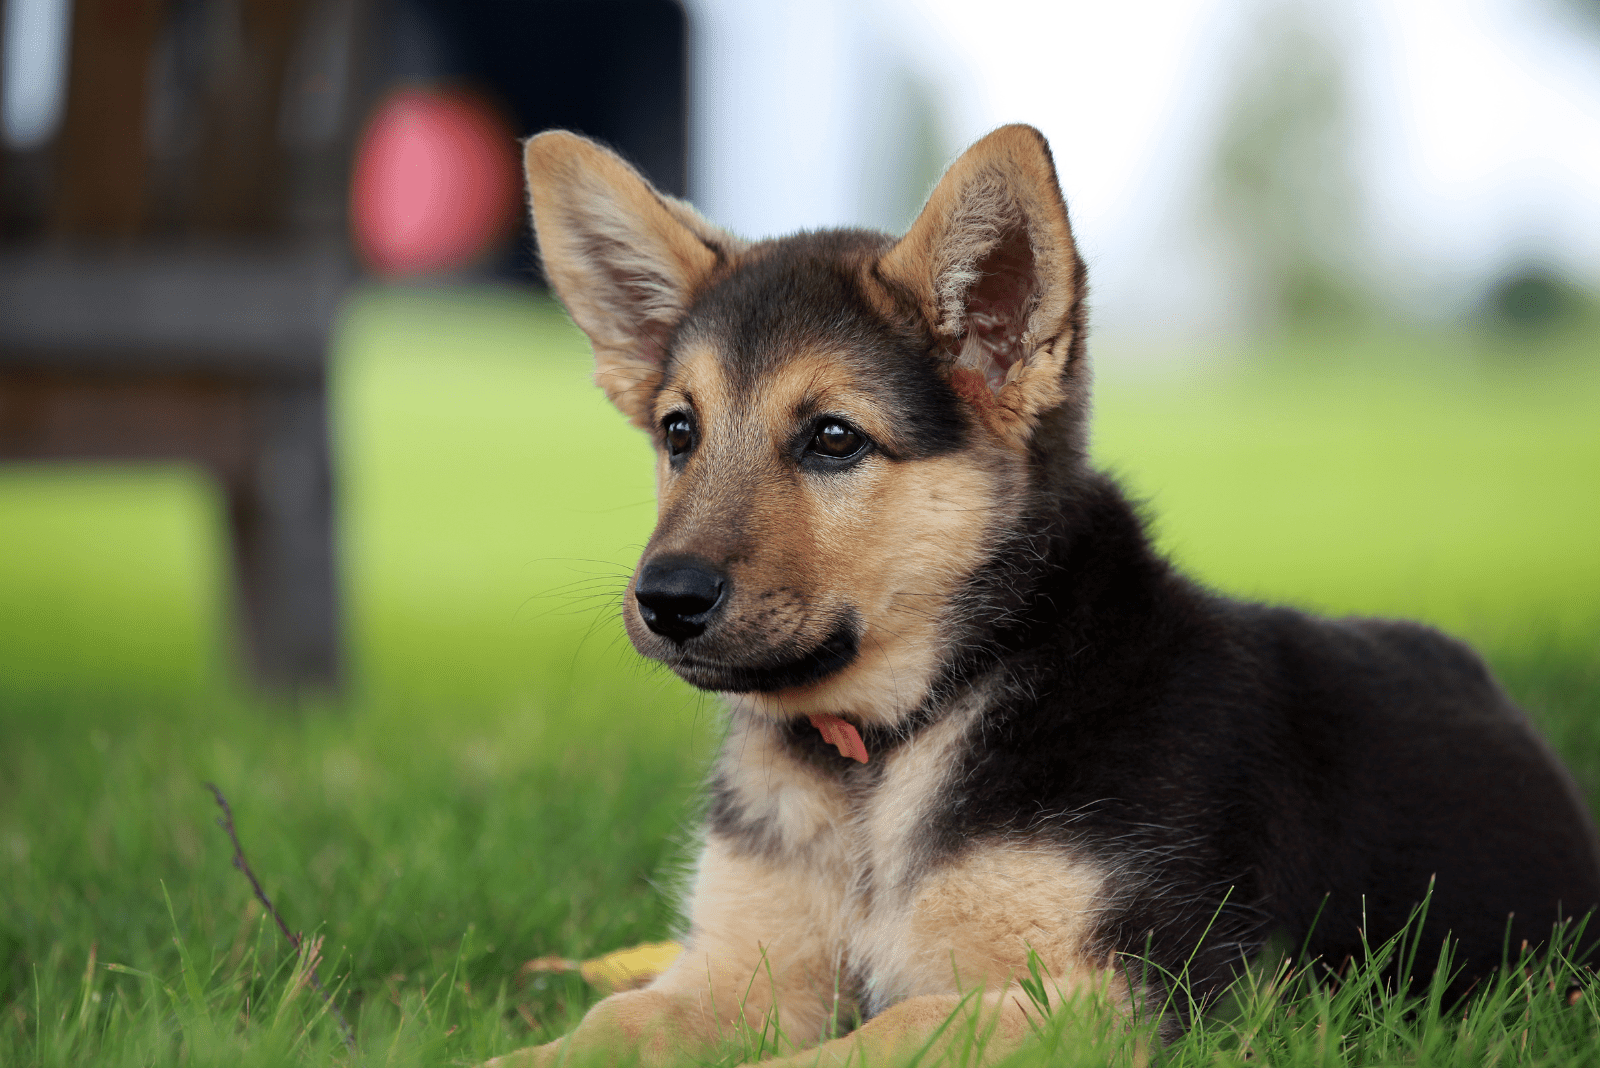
xmin=578 ymin=941 xmax=683 ymax=992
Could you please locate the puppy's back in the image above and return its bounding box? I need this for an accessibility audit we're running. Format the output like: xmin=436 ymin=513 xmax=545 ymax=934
xmin=1252 ymin=608 xmax=1600 ymax=988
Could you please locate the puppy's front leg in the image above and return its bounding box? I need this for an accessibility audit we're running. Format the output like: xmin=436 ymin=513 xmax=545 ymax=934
xmin=759 ymin=960 xmax=1135 ymax=1068
xmin=761 ymin=991 xmax=1034 ymax=1068
xmin=488 ymin=837 xmax=849 ymax=1066
xmin=483 ymin=986 xmax=706 ymax=1068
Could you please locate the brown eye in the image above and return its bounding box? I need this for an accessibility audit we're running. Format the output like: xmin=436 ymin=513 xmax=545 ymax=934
xmin=810 ymin=420 xmax=864 ymax=459
xmin=664 ymin=414 xmax=695 ymax=457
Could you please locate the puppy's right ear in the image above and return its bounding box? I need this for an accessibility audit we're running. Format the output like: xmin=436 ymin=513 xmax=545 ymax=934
xmin=878 ymin=124 xmax=1085 ymax=449
xmin=524 ymin=131 xmax=741 ymax=429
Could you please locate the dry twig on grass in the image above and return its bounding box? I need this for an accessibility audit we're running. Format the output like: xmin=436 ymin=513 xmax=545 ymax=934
xmin=205 ymin=782 xmax=358 ymax=1052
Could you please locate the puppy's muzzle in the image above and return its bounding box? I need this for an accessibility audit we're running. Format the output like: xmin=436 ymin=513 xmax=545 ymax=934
xmin=634 ymin=555 xmax=727 ymax=642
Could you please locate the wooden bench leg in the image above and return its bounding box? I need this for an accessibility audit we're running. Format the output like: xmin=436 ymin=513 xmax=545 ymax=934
xmin=227 ymin=382 xmax=341 ymax=694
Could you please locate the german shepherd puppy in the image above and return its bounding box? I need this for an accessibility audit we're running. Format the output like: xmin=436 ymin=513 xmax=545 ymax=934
xmin=501 ymin=125 xmax=1600 ymax=1065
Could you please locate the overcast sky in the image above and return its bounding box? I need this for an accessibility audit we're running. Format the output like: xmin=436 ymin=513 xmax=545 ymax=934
xmin=7 ymin=0 xmax=1595 ymax=334
xmin=688 ymin=0 xmax=1600 ymax=334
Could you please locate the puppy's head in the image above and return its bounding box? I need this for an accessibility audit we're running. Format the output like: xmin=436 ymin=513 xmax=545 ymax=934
xmin=525 ymin=125 xmax=1088 ymax=727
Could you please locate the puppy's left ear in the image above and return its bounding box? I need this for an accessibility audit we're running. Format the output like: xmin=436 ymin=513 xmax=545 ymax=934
xmin=878 ymin=124 xmax=1085 ymax=446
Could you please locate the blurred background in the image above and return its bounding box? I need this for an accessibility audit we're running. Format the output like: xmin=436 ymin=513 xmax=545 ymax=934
xmin=708 ymin=0 xmax=1600 ymax=338
xmin=1 ymin=0 xmax=1598 ymax=1049
xmin=0 ymin=0 xmax=1595 ymax=719
xmin=2 ymin=0 xmax=1597 ymax=705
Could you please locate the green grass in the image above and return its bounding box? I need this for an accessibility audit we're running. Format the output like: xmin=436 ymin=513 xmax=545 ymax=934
xmin=1 ymin=286 xmax=1597 ymax=1065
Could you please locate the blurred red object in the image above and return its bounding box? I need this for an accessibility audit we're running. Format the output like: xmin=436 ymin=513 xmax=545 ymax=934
xmin=350 ymin=87 xmax=518 ymax=276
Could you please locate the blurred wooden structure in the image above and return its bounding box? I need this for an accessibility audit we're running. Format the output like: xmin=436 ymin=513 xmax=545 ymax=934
xmin=0 ymin=0 xmax=692 ymax=694
xmin=0 ymin=0 xmax=372 ymax=694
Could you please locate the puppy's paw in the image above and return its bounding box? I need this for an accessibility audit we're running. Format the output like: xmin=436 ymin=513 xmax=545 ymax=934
xmin=483 ymin=988 xmax=692 ymax=1068
xmin=480 ymin=1039 xmax=561 ymax=1068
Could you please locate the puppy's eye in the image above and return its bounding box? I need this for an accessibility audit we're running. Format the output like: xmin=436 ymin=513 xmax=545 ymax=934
xmin=663 ymin=414 xmax=695 ymax=457
xmin=809 ymin=420 xmax=865 ymax=460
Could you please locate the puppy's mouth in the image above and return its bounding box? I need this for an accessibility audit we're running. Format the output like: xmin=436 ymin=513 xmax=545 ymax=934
xmin=658 ymin=619 xmax=859 ymax=693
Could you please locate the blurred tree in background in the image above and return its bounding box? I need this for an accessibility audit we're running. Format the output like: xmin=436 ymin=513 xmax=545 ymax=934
xmin=1206 ymin=0 xmax=1371 ymax=330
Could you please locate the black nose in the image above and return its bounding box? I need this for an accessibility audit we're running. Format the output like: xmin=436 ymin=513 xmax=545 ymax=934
xmin=634 ymin=556 xmax=727 ymax=642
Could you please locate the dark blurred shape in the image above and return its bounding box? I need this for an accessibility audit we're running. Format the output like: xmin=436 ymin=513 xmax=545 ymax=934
xmin=0 ymin=0 xmax=690 ymax=695
xmin=397 ymin=0 xmax=688 ymax=277
xmin=1484 ymin=263 xmax=1594 ymax=333
xmin=0 ymin=0 xmax=377 ymax=696
xmin=1559 ymin=0 xmax=1600 ymax=32
xmin=350 ymin=86 xmax=518 ymax=276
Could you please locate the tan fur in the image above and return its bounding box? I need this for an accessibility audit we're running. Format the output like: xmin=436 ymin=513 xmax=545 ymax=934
xmin=652 ymin=838 xmax=855 ymax=1048
xmin=486 ymin=836 xmax=852 ymax=1068
xmin=523 ymin=131 xmax=745 ymax=429
xmin=492 ymin=702 xmax=1120 ymax=1065
xmin=760 ymin=991 xmax=1035 ymax=1067
xmin=854 ymin=691 xmax=985 ymax=890
xmin=492 ymin=692 xmax=1118 ymax=1067
xmin=844 ymin=451 xmax=1003 ymax=707
xmin=635 ymin=348 xmax=1014 ymax=728
xmin=717 ymin=715 xmax=855 ymax=858
xmin=865 ymin=845 xmax=1122 ymax=1009
xmin=716 ymin=692 xmax=1124 ymax=1019
xmin=727 ymin=450 xmax=1005 ymax=727
xmin=850 ymin=697 xmax=1119 ymax=1009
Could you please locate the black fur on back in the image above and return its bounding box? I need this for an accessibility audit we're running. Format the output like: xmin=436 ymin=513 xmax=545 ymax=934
xmin=930 ymin=467 xmax=1600 ymax=1008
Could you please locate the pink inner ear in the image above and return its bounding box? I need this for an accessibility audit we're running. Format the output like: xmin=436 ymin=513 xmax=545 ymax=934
xmin=964 ymin=226 xmax=1037 ymax=392
xmin=590 ymin=246 xmax=675 ymax=367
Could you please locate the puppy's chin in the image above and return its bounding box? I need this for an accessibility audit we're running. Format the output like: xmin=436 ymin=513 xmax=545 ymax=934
xmin=628 ymin=616 xmax=860 ymax=694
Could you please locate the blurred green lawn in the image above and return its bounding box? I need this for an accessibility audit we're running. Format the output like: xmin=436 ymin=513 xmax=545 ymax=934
xmin=3 ymin=287 xmax=1594 ymax=701
xmin=1 ymin=286 xmax=1596 ymax=1063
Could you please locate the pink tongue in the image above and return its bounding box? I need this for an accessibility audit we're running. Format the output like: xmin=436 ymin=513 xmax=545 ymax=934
xmin=808 ymin=714 xmax=869 ymax=763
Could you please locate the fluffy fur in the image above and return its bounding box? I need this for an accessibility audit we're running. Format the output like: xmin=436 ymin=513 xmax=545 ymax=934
xmin=493 ymin=124 xmax=1600 ymax=1067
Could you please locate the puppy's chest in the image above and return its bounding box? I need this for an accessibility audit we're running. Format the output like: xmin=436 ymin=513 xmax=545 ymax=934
xmin=719 ymin=721 xmax=959 ymax=891
xmin=838 ymin=749 xmax=965 ymax=1009
xmin=717 ymin=710 xmax=986 ymax=991
xmin=742 ymin=741 xmax=959 ymax=991
xmin=716 ymin=711 xmax=1113 ymax=1014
